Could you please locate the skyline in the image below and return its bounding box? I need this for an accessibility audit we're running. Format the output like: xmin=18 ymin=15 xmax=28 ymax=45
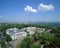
xmin=0 ymin=0 xmax=60 ymax=23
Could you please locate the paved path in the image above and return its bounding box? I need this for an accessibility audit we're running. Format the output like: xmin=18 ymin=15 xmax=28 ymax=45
xmin=9 ymin=36 xmax=25 ymax=48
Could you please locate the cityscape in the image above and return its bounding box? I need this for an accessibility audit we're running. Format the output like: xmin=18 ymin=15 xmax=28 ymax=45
xmin=0 ymin=0 xmax=60 ymax=48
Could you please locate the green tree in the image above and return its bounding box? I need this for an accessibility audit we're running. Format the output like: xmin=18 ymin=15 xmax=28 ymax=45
xmin=0 ymin=39 xmax=7 ymax=48
xmin=5 ymin=34 xmax=12 ymax=42
xmin=20 ymin=37 xmax=32 ymax=48
xmin=30 ymin=44 xmax=41 ymax=48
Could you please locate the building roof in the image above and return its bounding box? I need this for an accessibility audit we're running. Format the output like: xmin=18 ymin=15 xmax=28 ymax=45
xmin=6 ymin=28 xmax=22 ymax=35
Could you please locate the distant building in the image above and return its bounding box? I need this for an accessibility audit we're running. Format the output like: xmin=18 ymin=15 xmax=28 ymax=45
xmin=21 ymin=27 xmax=36 ymax=35
xmin=37 ymin=28 xmax=45 ymax=33
xmin=26 ymin=27 xmax=36 ymax=35
xmin=27 ymin=27 xmax=36 ymax=31
xmin=21 ymin=27 xmax=36 ymax=31
xmin=6 ymin=28 xmax=27 ymax=40
xmin=21 ymin=27 xmax=46 ymax=35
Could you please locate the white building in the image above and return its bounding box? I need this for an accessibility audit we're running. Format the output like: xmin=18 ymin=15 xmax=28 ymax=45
xmin=21 ymin=27 xmax=46 ymax=35
xmin=21 ymin=27 xmax=36 ymax=31
xmin=6 ymin=28 xmax=27 ymax=40
xmin=26 ymin=27 xmax=36 ymax=31
xmin=21 ymin=27 xmax=36 ymax=35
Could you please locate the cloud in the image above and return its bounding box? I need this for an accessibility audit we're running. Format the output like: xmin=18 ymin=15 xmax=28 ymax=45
xmin=38 ymin=3 xmax=54 ymax=11
xmin=24 ymin=5 xmax=37 ymax=13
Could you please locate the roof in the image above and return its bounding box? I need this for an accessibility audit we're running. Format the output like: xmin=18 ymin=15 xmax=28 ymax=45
xmin=6 ymin=28 xmax=22 ymax=35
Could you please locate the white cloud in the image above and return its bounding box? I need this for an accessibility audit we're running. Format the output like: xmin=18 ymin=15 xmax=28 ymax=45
xmin=38 ymin=3 xmax=54 ymax=11
xmin=24 ymin=5 xmax=37 ymax=13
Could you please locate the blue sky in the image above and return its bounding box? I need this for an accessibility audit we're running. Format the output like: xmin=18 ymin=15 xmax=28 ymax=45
xmin=0 ymin=0 xmax=60 ymax=23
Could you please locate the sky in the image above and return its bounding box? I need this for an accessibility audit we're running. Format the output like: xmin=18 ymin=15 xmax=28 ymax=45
xmin=0 ymin=0 xmax=60 ymax=23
